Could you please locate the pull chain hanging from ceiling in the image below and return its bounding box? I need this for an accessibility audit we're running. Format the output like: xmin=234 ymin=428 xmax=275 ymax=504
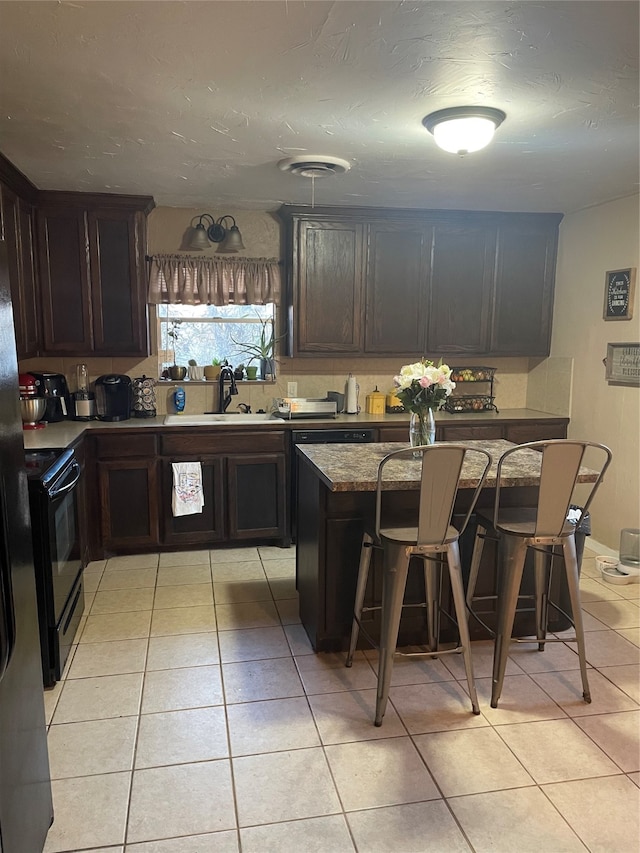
xmin=277 ymin=155 xmax=352 ymax=209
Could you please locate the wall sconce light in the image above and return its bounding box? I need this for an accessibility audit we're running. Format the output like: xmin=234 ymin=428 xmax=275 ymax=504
xmin=422 ymin=107 xmax=506 ymax=155
xmin=189 ymin=214 xmax=245 ymax=253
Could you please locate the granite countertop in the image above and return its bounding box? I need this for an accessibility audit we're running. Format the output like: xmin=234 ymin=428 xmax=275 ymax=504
xmin=22 ymin=408 xmax=567 ymax=452
xmin=296 ymin=441 xmax=598 ymax=492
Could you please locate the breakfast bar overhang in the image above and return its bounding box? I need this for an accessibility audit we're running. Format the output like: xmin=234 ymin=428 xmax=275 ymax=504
xmin=295 ymin=440 xmax=597 ymax=652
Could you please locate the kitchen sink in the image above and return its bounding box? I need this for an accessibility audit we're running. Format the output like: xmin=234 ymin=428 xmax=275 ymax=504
xmin=164 ymin=413 xmax=278 ymax=426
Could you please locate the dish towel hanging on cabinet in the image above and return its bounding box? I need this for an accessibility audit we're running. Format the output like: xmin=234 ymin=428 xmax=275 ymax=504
xmin=171 ymin=462 xmax=204 ymax=516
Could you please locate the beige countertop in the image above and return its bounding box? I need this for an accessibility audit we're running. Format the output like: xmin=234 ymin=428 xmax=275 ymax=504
xmin=22 ymin=408 xmax=568 ymax=452
xmin=296 ymin=440 xmax=597 ymax=492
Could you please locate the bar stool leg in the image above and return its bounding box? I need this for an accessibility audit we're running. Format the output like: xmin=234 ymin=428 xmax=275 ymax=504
xmin=447 ymin=541 xmax=480 ymax=714
xmin=492 ymin=537 xmax=528 ymax=708
xmin=346 ymin=532 xmax=373 ymax=667
xmin=466 ymin=524 xmax=487 ymax=608
xmin=375 ymin=543 xmax=410 ymax=726
xmin=562 ymin=536 xmax=591 ymax=703
xmin=424 ymin=556 xmax=440 ymax=653
xmin=533 ymin=546 xmax=550 ymax=651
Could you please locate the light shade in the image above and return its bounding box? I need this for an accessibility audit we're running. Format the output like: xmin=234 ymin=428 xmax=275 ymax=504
xmin=422 ymin=107 xmax=506 ymax=155
xmin=216 ymin=217 xmax=245 ymax=253
xmin=188 ymin=213 xmax=245 ymax=252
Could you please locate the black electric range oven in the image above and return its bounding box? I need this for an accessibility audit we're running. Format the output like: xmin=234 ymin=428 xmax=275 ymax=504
xmin=25 ymin=448 xmax=84 ymax=687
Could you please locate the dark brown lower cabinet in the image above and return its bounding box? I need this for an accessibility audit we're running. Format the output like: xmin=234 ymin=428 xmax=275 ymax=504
xmin=227 ymin=453 xmax=287 ymax=540
xmin=159 ymin=430 xmax=289 ymax=547
xmin=97 ymin=458 xmax=159 ymax=550
xmin=161 ymin=457 xmax=225 ymax=546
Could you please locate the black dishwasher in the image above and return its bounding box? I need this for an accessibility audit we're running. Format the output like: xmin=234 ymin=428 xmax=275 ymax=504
xmin=290 ymin=429 xmax=375 ymax=540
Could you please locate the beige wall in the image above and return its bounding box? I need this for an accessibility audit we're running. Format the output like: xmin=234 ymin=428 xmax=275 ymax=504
xmin=549 ymin=194 xmax=640 ymax=548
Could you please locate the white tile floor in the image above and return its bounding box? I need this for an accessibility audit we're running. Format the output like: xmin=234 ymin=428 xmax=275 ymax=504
xmin=42 ymin=546 xmax=640 ymax=853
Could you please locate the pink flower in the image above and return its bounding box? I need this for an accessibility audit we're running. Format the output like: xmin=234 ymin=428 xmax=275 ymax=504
xmin=418 ymin=376 xmax=433 ymax=388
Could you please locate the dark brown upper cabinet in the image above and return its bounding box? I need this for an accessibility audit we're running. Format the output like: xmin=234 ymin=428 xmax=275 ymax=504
xmin=291 ymin=217 xmax=365 ymax=354
xmin=364 ymin=221 xmax=431 ymax=354
xmin=36 ymin=192 xmax=154 ymax=357
xmin=490 ymin=216 xmax=562 ymax=356
xmin=1 ymin=184 xmax=40 ymax=358
xmin=428 ymin=220 xmax=496 ymax=355
xmin=278 ymin=205 xmax=563 ymax=359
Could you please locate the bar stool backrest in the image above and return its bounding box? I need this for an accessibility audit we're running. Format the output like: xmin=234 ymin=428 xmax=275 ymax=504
xmin=493 ymin=440 xmax=612 ymax=538
xmin=375 ymin=444 xmax=492 ymax=547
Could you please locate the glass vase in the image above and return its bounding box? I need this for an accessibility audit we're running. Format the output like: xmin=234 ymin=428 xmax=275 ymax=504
xmin=409 ymin=408 xmax=436 ymax=450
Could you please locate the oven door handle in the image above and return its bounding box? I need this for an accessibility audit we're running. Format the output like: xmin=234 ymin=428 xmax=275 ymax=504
xmin=48 ymin=460 xmax=81 ymax=498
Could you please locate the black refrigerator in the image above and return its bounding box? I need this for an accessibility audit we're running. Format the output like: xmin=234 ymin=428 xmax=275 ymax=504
xmin=0 ymin=240 xmax=53 ymax=850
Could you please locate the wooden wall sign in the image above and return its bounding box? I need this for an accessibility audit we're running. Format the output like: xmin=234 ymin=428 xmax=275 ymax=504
xmin=604 ymin=268 xmax=636 ymax=320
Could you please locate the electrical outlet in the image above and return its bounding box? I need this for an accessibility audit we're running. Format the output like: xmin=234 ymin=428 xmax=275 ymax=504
xmin=287 ymin=381 xmax=298 ymax=398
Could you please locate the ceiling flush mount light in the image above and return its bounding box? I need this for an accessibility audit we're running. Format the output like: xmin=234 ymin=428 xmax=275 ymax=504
xmin=278 ymin=155 xmax=351 ymax=207
xmin=422 ymin=107 xmax=506 ymax=155
xmin=188 ymin=214 xmax=245 ymax=253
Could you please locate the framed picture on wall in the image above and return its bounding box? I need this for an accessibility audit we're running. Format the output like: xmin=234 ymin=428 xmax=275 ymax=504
xmin=603 ymin=268 xmax=636 ymax=320
xmin=605 ymin=342 xmax=640 ymax=386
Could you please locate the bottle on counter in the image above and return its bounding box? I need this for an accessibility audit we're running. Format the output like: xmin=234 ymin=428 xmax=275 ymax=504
xmin=73 ymin=363 xmax=96 ymax=421
xmin=173 ymin=386 xmax=186 ymax=413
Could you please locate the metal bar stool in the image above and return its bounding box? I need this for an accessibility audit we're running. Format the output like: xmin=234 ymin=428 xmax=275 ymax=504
xmin=466 ymin=440 xmax=612 ymax=709
xmin=346 ymin=443 xmax=492 ymax=726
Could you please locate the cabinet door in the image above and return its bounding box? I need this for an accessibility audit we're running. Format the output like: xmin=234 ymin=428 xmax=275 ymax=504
xmin=88 ymin=208 xmax=149 ymax=356
xmin=227 ymin=453 xmax=286 ymax=540
xmin=1 ymin=185 xmax=40 ymax=358
xmin=364 ymin=222 xmax=431 ymax=354
xmin=98 ymin=459 xmax=159 ymax=550
xmin=427 ymin=221 xmax=496 ymax=354
xmin=491 ymin=220 xmax=559 ymax=356
xmin=37 ymin=206 xmax=93 ymax=353
xmin=161 ymin=457 xmax=225 ymax=545
xmin=295 ymin=219 xmax=364 ymax=354
xmin=17 ymin=198 xmax=39 ymax=357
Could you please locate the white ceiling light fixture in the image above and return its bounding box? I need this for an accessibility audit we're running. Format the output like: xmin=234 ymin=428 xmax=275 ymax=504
xmin=278 ymin=155 xmax=351 ymax=207
xmin=422 ymin=107 xmax=507 ymax=156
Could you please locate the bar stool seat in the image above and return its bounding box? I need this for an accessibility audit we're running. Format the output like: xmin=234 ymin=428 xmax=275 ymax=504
xmin=466 ymin=439 xmax=612 ymax=709
xmin=346 ymin=443 xmax=492 ymax=727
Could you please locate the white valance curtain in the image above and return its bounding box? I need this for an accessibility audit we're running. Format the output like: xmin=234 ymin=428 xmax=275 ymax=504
xmin=147 ymin=254 xmax=281 ymax=305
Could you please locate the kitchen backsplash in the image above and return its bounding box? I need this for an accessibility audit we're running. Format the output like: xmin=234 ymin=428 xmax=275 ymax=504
xmin=17 ymin=354 xmax=557 ymax=416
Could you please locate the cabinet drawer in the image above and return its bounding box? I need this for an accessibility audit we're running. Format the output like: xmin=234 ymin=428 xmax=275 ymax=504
xmin=94 ymin=432 xmax=158 ymax=458
xmin=442 ymin=425 xmax=504 ymax=441
xmin=161 ymin=430 xmax=286 ymax=456
xmin=505 ymin=422 xmax=567 ymax=443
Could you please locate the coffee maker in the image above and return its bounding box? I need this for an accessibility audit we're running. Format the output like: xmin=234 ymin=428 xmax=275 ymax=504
xmin=94 ymin=374 xmax=132 ymax=421
xmin=28 ymin=372 xmax=71 ymax=422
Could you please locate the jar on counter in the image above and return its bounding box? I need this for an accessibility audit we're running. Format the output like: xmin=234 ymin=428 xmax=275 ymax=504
xmin=365 ymin=387 xmax=386 ymax=415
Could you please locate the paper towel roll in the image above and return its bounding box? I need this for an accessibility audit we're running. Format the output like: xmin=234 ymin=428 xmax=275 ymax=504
xmin=345 ymin=374 xmax=359 ymax=414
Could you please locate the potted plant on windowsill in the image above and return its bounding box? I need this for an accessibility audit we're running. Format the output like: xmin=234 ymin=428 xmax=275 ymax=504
xmin=231 ymin=313 xmax=285 ymax=380
xmin=167 ymin=320 xmax=187 ymax=379
xmin=204 ymin=357 xmax=225 ymax=381
xmin=187 ymin=359 xmax=205 ymax=381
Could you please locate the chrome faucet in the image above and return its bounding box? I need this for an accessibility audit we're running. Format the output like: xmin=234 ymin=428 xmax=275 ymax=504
xmin=218 ymin=366 xmax=238 ymax=413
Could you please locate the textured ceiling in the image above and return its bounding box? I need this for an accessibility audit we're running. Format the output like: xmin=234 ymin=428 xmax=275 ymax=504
xmin=0 ymin=0 xmax=638 ymax=213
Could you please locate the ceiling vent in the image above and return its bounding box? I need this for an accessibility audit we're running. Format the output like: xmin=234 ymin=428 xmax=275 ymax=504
xmin=277 ymin=155 xmax=351 ymax=178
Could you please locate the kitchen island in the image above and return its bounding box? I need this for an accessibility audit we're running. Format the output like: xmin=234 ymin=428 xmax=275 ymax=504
xmin=295 ymin=440 xmax=595 ymax=651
